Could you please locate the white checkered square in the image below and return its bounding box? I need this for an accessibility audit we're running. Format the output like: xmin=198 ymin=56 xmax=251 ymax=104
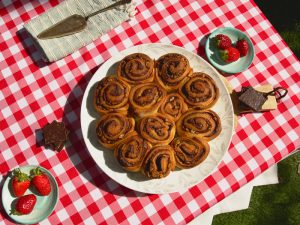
xmin=177 ymin=8 xmax=188 ymax=18
xmin=9 ymin=82 xmax=19 ymax=94
xmin=213 ymin=8 xmax=223 ymax=17
xmin=49 ymin=80 xmax=59 ymax=91
xmin=174 ymin=29 xmax=185 ymax=38
xmin=187 ymin=199 xmax=198 ymax=214
xmin=144 ymin=203 xmax=156 ymax=217
xmin=249 ymin=133 xmax=260 ymax=145
xmin=236 ymin=14 xmax=246 ymax=24
xmin=2 ymin=30 xmax=13 ymax=41
xmin=89 ymin=189 xmax=102 ymax=201
xmin=141 ymin=9 xmax=151 ymax=19
xmin=9 ymin=45 xmax=19 ymax=55
xmin=238 ymin=116 xmax=250 ymax=129
xmin=287 ymin=130 xmax=298 ymax=142
xmin=261 ymin=149 xmax=273 ymax=161
xmin=203 ymin=189 xmax=214 ymax=202
xmin=160 ymin=194 xmax=173 ymax=205
xmin=290 ymin=83 xmax=300 ymax=95
xmin=235 ymin=142 xmax=247 ymax=154
xmin=270 ymin=34 xmax=281 ymax=44
xmin=229 ymin=77 xmax=241 ymax=89
xmin=101 ymin=206 xmax=113 ymax=220
xmin=218 ymin=178 xmax=231 ymax=192
xmin=57 ymin=208 xmax=69 ymax=221
xmin=262 ymin=123 xmax=273 ymax=135
xmin=164 ymin=15 xmax=175 ymax=25
xmin=281 ymin=48 xmax=292 ymax=57
xmin=2 ymin=67 xmax=12 ymax=78
xmin=246 ymin=27 xmax=256 ymax=36
xmin=292 ymin=61 xmax=300 ymax=71
xmin=266 ymin=76 xmax=277 ymax=85
xmin=18 ymin=139 xmax=30 ymax=151
xmin=17 ymin=59 xmax=27 ymax=70
xmin=128 ymin=214 xmax=140 ymax=225
xmin=136 ymin=30 xmax=147 ymax=41
xmin=249 ymin=7 xmax=259 ymax=17
xmin=27 ymin=156 xmax=39 ymax=165
xmin=83 ymin=217 xmax=97 ymax=225
xmin=17 ymin=98 xmax=28 ymax=109
xmin=200 ymin=14 xmax=210 ymax=24
xmin=268 ymin=55 xmax=279 ymax=65
xmin=41 ymin=104 xmax=53 ymax=116
xmin=53 ymin=164 xmax=66 ymax=176
xmin=2 ymin=106 xmax=13 ymax=117
xmin=2 ymin=149 xmax=13 ymax=161
xmin=278 ymin=70 xmax=290 ymax=80
xmin=275 ymin=114 xmax=286 ymax=126
xmin=247 ymin=158 xmax=259 ymax=171
xmin=63 ymin=180 xmax=76 ymax=193
xmin=74 ymin=198 xmax=86 ymax=211
xmin=150 ymin=23 xmax=161 ymax=33
xmin=255 ymin=62 xmax=266 ymax=72
xmin=171 ymin=211 xmax=184 ymax=223
xmin=155 ymin=2 xmax=165 ymax=10
xmin=259 ymin=20 xmax=270 ymax=29
xmin=187 ymin=21 xmax=197 ymax=31
xmin=226 ymin=1 xmax=236 ymax=10
xmin=117 ymin=197 xmax=130 ymax=209
xmin=25 ymin=114 xmax=36 ymax=125
xmin=25 ymin=73 xmax=35 ymax=85
xmin=122 ymin=38 xmax=133 ymax=47
xmin=274 ymin=139 xmax=285 ymax=151
xmin=232 ymin=168 xmax=244 ymax=181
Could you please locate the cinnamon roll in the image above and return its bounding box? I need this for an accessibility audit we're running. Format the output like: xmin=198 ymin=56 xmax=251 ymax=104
xmin=139 ymin=113 xmax=175 ymax=146
xmin=176 ymin=109 xmax=221 ymax=141
xmin=96 ymin=113 xmax=136 ymax=149
xmin=94 ymin=76 xmax=130 ymax=114
xmin=142 ymin=145 xmax=176 ymax=179
xmin=179 ymin=72 xmax=219 ymax=109
xmin=159 ymin=93 xmax=188 ymax=122
xmin=129 ymin=82 xmax=167 ymax=117
xmin=171 ymin=137 xmax=210 ymax=169
xmin=114 ymin=135 xmax=152 ymax=172
xmin=117 ymin=53 xmax=155 ymax=85
xmin=156 ymin=53 xmax=192 ymax=91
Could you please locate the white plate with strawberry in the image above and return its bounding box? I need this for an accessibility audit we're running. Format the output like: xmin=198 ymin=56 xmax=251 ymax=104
xmin=1 ymin=165 xmax=58 ymax=224
xmin=205 ymin=27 xmax=255 ymax=74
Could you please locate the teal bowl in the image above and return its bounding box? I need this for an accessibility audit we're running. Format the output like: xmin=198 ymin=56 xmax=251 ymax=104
xmin=1 ymin=165 xmax=59 ymax=224
xmin=205 ymin=27 xmax=255 ymax=74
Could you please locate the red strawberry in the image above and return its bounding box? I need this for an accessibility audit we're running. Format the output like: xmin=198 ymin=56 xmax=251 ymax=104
xmin=214 ymin=34 xmax=232 ymax=50
xmin=12 ymin=169 xmax=31 ymax=197
xmin=220 ymin=47 xmax=240 ymax=63
xmin=11 ymin=194 xmax=37 ymax=215
xmin=31 ymin=167 xmax=51 ymax=196
xmin=236 ymin=39 xmax=249 ymax=56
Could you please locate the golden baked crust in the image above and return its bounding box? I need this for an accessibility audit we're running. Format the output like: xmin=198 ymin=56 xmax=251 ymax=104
xmin=156 ymin=53 xmax=192 ymax=92
xmin=171 ymin=137 xmax=210 ymax=169
xmin=176 ymin=109 xmax=222 ymax=141
xmin=159 ymin=93 xmax=188 ymax=122
xmin=142 ymin=145 xmax=176 ymax=179
xmin=114 ymin=135 xmax=152 ymax=172
xmin=179 ymin=72 xmax=219 ymax=109
xmin=94 ymin=76 xmax=130 ymax=114
xmin=139 ymin=113 xmax=176 ymax=146
xmin=117 ymin=53 xmax=155 ymax=85
xmin=129 ymin=82 xmax=166 ymax=117
xmin=96 ymin=113 xmax=136 ymax=149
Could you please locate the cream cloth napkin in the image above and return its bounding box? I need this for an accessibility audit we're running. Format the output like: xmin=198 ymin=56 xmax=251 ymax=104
xmin=24 ymin=0 xmax=136 ymax=62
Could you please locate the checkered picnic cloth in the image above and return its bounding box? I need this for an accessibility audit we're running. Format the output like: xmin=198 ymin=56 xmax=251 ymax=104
xmin=1 ymin=0 xmax=300 ymax=224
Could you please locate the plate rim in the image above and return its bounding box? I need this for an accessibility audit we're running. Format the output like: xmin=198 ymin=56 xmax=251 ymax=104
xmin=1 ymin=165 xmax=59 ymax=224
xmin=80 ymin=43 xmax=234 ymax=194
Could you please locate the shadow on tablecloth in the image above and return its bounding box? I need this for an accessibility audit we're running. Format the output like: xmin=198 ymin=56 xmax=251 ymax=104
xmin=62 ymin=65 xmax=146 ymax=198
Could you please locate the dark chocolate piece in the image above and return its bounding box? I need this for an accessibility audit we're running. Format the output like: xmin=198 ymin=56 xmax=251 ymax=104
xmin=238 ymin=86 xmax=267 ymax=111
xmin=42 ymin=120 xmax=69 ymax=151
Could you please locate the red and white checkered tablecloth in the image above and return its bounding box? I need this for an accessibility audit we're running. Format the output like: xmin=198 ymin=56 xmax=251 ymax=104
xmin=1 ymin=0 xmax=300 ymax=224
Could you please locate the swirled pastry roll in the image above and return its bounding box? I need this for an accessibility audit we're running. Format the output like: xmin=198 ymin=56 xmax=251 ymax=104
xmin=139 ymin=113 xmax=175 ymax=146
xmin=156 ymin=53 xmax=192 ymax=91
xmin=117 ymin=53 xmax=155 ymax=85
xmin=171 ymin=137 xmax=210 ymax=169
xmin=114 ymin=135 xmax=152 ymax=172
xmin=142 ymin=145 xmax=176 ymax=179
xmin=159 ymin=93 xmax=188 ymax=122
xmin=179 ymin=72 xmax=219 ymax=109
xmin=129 ymin=82 xmax=167 ymax=117
xmin=176 ymin=109 xmax=221 ymax=141
xmin=94 ymin=76 xmax=130 ymax=114
xmin=96 ymin=113 xmax=136 ymax=149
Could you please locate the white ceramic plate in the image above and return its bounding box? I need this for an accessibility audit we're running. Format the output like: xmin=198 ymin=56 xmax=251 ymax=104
xmin=80 ymin=43 xmax=234 ymax=194
xmin=2 ymin=165 xmax=59 ymax=224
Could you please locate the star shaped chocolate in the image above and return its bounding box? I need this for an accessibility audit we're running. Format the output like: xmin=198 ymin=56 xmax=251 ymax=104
xmin=42 ymin=121 xmax=69 ymax=151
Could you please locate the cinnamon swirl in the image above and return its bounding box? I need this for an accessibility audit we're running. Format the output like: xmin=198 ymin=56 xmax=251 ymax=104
xmin=176 ymin=109 xmax=221 ymax=141
xmin=156 ymin=53 xmax=192 ymax=91
xmin=96 ymin=113 xmax=136 ymax=149
xmin=171 ymin=137 xmax=210 ymax=169
xmin=139 ymin=113 xmax=175 ymax=146
xmin=114 ymin=135 xmax=152 ymax=172
xmin=117 ymin=53 xmax=155 ymax=85
xmin=129 ymin=82 xmax=167 ymax=117
xmin=179 ymin=72 xmax=219 ymax=109
xmin=159 ymin=93 xmax=188 ymax=122
xmin=94 ymin=76 xmax=130 ymax=114
xmin=142 ymin=145 xmax=176 ymax=179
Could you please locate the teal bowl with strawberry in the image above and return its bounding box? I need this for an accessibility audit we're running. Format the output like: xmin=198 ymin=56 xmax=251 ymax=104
xmin=1 ymin=165 xmax=59 ymax=224
xmin=205 ymin=27 xmax=255 ymax=74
